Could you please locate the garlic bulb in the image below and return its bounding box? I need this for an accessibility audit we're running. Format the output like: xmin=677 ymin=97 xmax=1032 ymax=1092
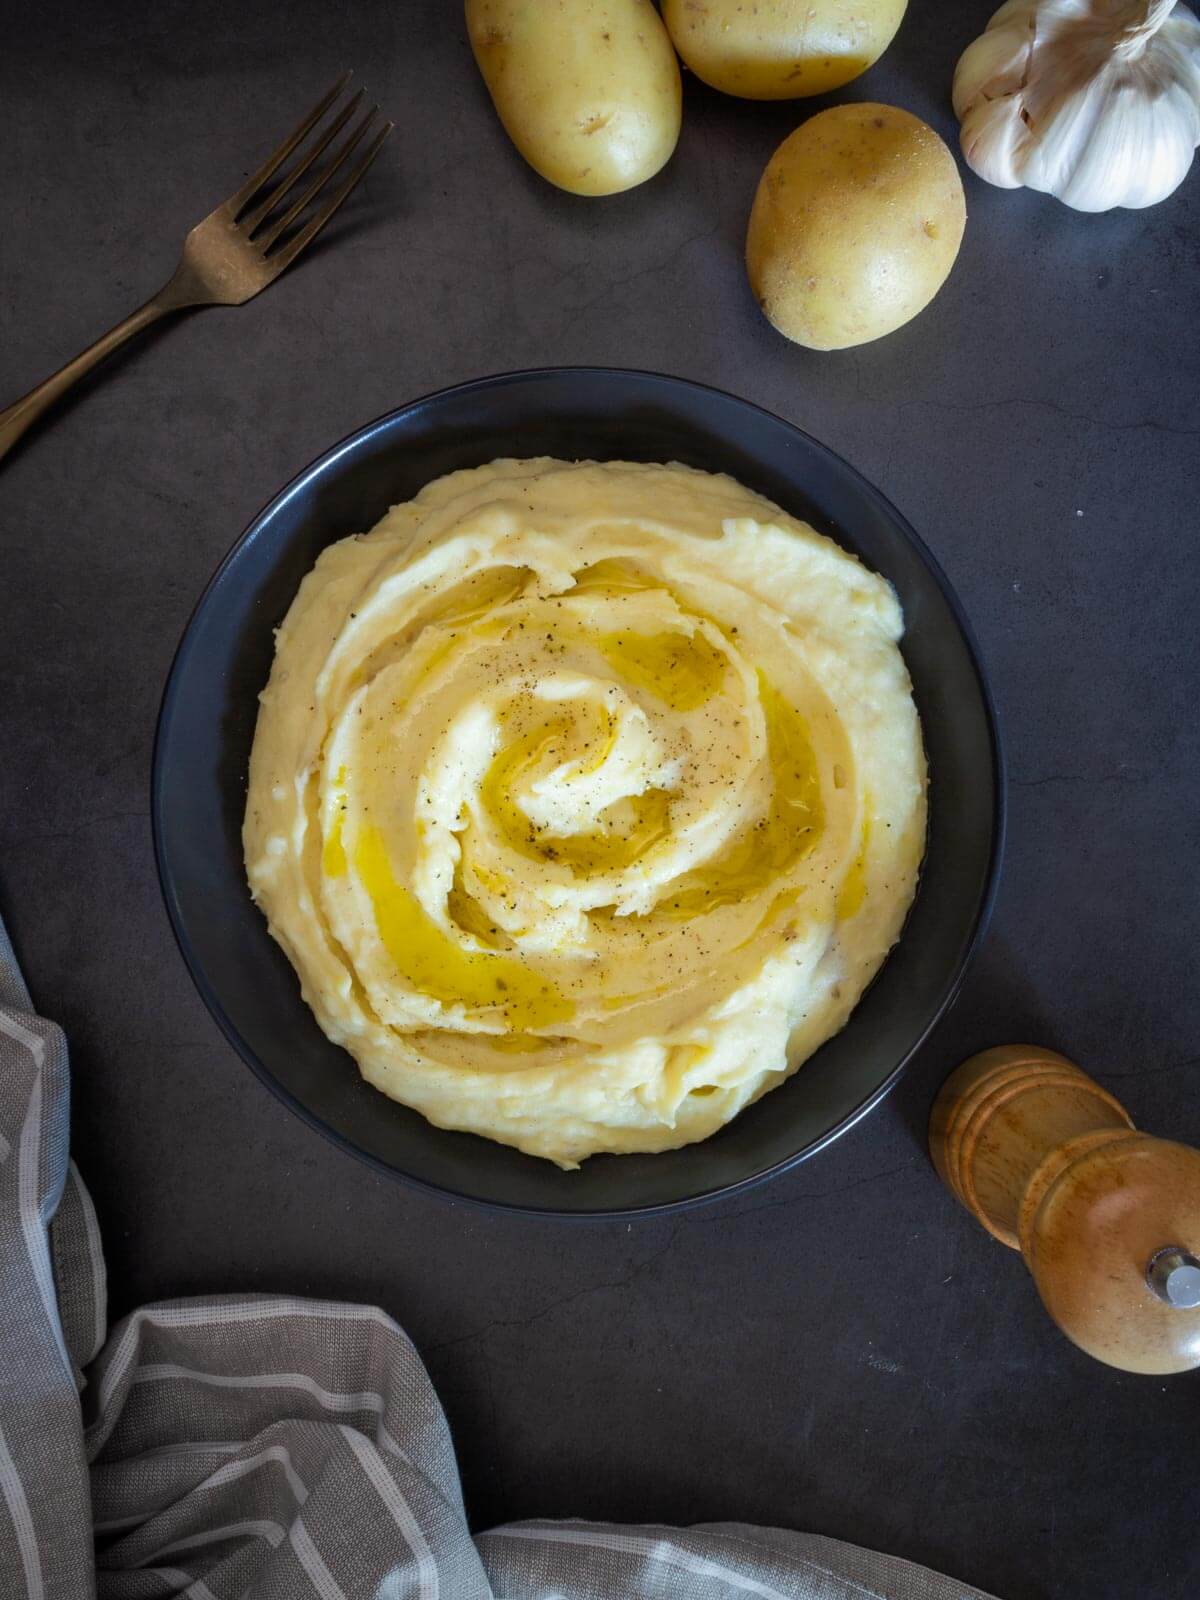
xmin=953 ymin=0 xmax=1200 ymax=210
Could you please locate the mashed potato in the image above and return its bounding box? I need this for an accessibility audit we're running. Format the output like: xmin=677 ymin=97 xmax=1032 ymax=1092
xmin=244 ymin=459 xmax=926 ymax=1166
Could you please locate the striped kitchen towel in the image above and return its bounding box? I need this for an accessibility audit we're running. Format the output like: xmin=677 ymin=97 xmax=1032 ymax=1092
xmin=0 ymin=910 xmax=997 ymax=1600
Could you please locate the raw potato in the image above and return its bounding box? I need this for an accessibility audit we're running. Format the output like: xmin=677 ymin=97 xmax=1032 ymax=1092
xmin=663 ymin=0 xmax=908 ymax=99
xmin=466 ymin=0 xmax=681 ymax=196
xmin=745 ymin=104 xmax=966 ymax=351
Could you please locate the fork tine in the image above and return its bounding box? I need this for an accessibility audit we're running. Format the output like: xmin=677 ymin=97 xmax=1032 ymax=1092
xmin=270 ymin=121 xmax=394 ymax=268
xmin=258 ymin=103 xmax=379 ymax=252
xmin=229 ymin=69 xmax=353 ymax=216
xmin=240 ymin=88 xmax=365 ymax=233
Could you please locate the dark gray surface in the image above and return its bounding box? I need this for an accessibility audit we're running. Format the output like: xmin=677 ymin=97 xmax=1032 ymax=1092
xmin=2 ymin=4 xmax=1197 ymax=1598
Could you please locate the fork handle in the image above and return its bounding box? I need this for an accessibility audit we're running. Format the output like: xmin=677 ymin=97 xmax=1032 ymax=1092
xmin=0 ymin=292 xmax=179 ymax=463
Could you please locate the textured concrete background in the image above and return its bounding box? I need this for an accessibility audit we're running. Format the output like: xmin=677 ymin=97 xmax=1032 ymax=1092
xmin=3 ymin=4 xmax=1199 ymax=1597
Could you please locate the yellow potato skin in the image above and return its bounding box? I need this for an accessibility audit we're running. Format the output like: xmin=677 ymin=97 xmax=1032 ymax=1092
xmin=466 ymin=0 xmax=682 ymax=196
xmin=745 ymin=103 xmax=966 ymax=351
xmin=662 ymin=0 xmax=908 ymax=100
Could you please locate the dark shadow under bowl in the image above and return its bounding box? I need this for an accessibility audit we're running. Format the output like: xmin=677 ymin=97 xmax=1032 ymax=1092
xmin=153 ymin=368 xmax=1004 ymax=1216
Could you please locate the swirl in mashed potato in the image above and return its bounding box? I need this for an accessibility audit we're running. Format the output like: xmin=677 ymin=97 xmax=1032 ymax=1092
xmin=244 ymin=459 xmax=926 ymax=1166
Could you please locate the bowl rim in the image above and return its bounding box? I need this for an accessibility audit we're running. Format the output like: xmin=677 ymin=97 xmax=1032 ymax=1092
xmin=152 ymin=365 xmax=1006 ymax=1219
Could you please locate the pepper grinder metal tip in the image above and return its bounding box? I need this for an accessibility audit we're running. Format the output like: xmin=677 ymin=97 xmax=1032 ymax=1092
xmin=1148 ymin=1248 xmax=1200 ymax=1309
xmin=930 ymin=1045 xmax=1200 ymax=1375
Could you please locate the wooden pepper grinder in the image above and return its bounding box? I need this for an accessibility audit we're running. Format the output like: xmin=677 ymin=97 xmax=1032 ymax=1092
xmin=930 ymin=1045 xmax=1200 ymax=1374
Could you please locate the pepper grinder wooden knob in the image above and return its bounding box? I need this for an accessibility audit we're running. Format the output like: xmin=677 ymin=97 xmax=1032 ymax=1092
xmin=930 ymin=1045 xmax=1200 ymax=1374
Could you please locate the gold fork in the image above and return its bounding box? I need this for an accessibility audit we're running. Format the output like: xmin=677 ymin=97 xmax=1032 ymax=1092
xmin=0 ymin=73 xmax=392 ymax=463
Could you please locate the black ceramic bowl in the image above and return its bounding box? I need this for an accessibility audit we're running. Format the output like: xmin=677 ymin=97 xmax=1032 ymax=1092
xmin=154 ymin=368 xmax=1003 ymax=1216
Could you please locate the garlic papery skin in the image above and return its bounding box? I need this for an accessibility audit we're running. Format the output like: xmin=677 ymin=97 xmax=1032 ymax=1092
xmin=953 ymin=0 xmax=1200 ymax=211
